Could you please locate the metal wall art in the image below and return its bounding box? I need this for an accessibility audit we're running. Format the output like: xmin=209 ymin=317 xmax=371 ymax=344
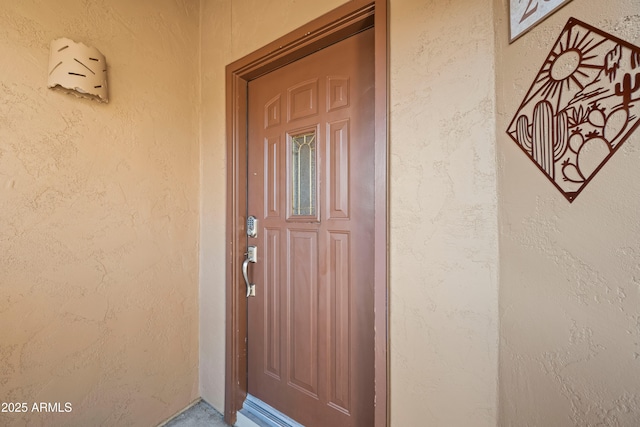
xmin=506 ymin=17 xmax=640 ymax=202
xmin=510 ymin=0 xmax=573 ymax=42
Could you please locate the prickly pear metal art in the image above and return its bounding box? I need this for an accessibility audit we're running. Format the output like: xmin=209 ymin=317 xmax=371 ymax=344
xmin=507 ymin=17 xmax=640 ymax=202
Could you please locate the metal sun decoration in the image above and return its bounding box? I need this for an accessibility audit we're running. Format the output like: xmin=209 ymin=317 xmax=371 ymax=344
xmin=507 ymin=17 xmax=640 ymax=202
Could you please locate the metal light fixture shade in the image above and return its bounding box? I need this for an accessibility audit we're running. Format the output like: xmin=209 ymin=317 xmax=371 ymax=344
xmin=47 ymin=38 xmax=108 ymax=103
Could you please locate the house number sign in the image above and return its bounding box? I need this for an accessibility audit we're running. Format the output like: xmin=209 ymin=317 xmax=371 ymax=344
xmin=510 ymin=0 xmax=573 ymax=42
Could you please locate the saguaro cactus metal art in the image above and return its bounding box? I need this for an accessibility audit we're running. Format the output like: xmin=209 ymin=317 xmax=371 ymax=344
xmin=507 ymin=18 xmax=640 ymax=202
xmin=516 ymin=101 xmax=568 ymax=179
xmin=614 ymin=72 xmax=640 ymax=108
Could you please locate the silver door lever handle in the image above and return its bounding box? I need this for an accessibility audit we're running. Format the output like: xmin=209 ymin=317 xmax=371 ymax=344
xmin=242 ymin=246 xmax=257 ymax=297
xmin=242 ymin=258 xmax=252 ymax=297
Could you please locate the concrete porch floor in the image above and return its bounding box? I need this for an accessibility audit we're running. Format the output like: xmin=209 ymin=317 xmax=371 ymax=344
xmin=162 ymin=398 xmax=285 ymax=427
xmin=162 ymin=401 xmax=229 ymax=427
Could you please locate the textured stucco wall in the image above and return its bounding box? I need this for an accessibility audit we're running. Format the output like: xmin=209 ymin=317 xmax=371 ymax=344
xmin=199 ymin=0 xmax=231 ymax=412
xmin=390 ymin=0 xmax=499 ymax=425
xmin=0 ymin=1 xmax=200 ymax=426
xmin=200 ymin=0 xmax=500 ymax=425
xmin=495 ymin=0 xmax=640 ymax=425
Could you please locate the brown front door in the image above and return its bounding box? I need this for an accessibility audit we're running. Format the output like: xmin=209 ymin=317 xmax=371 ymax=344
xmin=246 ymin=28 xmax=375 ymax=427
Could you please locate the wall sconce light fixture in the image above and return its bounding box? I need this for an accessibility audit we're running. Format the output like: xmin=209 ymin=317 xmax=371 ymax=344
xmin=47 ymin=38 xmax=108 ymax=103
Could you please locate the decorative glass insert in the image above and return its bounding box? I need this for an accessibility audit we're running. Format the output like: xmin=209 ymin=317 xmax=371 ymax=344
xmin=291 ymin=131 xmax=317 ymax=216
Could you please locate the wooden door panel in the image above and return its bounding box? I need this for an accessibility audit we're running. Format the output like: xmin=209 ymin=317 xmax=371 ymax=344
xmin=264 ymin=136 xmax=282 ymax=218
xmin=288 ymin=229 xmax=319 ymax=398
xmin=328 ymin=231 xmax=351 ymax=412
xmin=265 ymin=94 xmax=282 ymax=129
xmin=264 ymin=227 xmax=282 ymax=379
xmin=327 ymin=76 xmax=350 ymax=112
xmin=288 ymin=79 xmax=319 ymax=121
xmin=328 ymin=119 xmax=351 ymax=219
xmin=248 ymin=28 xmax=374 ymax=427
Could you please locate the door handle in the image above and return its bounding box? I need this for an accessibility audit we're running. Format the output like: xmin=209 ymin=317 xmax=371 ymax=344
xmin=242 ymin=246 xmax=257 ymax=297
xmin=242 ymin=259 xmax=252 ymax=297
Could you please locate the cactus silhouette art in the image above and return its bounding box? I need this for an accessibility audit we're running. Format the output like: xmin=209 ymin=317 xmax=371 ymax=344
xmin=614 ymin=72 xmax=640 ymax=108
xmin=516 ymin=101 xmax=568 ymax=180
xmin=507 ymin=18 xmax=640 ymax=202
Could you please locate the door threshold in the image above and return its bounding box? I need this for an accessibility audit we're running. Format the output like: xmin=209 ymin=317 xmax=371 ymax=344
xmin=236 ymin=394 xmax=304 ymax=427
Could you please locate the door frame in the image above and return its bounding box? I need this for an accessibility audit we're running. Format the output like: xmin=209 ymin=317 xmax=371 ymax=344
xmin=224 ymin=1 xmax=389 ymax=425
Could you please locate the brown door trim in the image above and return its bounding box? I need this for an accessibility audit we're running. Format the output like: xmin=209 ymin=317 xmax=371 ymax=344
xmin=224 ymin=1 xmax=389 ymax=425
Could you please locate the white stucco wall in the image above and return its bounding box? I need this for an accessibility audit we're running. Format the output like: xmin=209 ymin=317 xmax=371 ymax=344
xmin=495 ymin=0 xmax=640 ymax=425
